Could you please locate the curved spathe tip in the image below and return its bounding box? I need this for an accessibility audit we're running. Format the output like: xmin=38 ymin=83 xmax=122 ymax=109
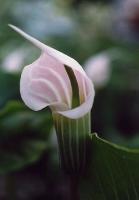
xmin=9 ymin=24 xmax=46 ymax=50
xmin=8 ymin=24 xmax=86 ymax=75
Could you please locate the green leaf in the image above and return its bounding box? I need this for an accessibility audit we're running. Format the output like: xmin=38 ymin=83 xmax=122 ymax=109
xmin=0 ymin=101 xmax=53 ymax=174
xmin=80 ymin=134 xmax=139 ymax=200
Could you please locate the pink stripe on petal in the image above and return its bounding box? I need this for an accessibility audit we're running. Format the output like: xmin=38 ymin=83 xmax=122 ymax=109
xmin=20 ymin=65 xmax=50 ymax=110
xmin=20 ymin=63 xmax=69 ymax=111
xmin=20 ymin=52 xmax=73 ymax=111
xmin=31 ymin=71 xmax=66 ymax=102
xmin=31 ymin=53 xmax=72 ymax=107
xmin=30 ymin=79 xmax=62 ymax=102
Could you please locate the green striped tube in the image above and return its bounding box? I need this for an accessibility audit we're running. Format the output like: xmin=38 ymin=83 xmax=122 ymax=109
xmin=53 ymin=112 xmax=91 ymax=175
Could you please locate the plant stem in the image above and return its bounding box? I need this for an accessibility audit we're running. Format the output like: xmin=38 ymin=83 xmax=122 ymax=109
xmin=69 ymin=175 xmax=80 ymax=200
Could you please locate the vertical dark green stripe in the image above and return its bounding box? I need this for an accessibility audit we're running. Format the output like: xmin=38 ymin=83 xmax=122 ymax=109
xmin=75 ymin=119 xmax=80 ymax=169
xmin=53 ymin=113 xmax=91 ymax=174
xmin=64 ymin=65 xmax=80 ymax=108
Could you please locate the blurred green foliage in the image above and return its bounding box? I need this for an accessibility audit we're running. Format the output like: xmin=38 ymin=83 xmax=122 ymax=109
xmin=0 ymin=70 xmax=19 ymax=108
xmin=0 ymin=101 xmax=53 ymax=174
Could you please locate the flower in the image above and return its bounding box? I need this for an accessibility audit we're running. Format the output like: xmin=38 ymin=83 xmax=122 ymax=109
xmin=9 ymin=24 xmax=95 ymax=174
xmin=2 ymin=48 xmax=26 ymax=73
xmin=84 ymin=52 xmax=111 ymax=88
